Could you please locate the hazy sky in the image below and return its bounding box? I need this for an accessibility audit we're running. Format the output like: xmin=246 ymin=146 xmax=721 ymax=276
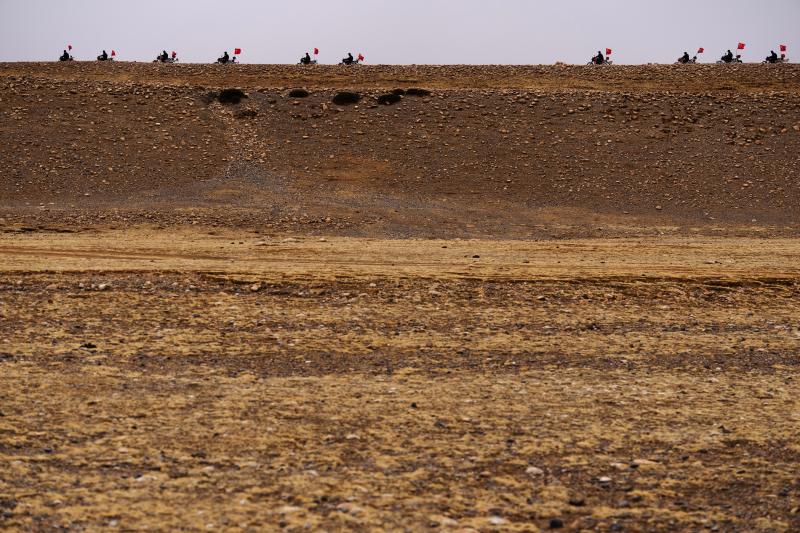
xmin=0 ymin=0 xmax=797 ymax=64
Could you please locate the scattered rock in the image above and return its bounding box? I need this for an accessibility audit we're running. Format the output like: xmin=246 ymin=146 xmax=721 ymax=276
xmin=377 ymin=93 xmax=403 ymax=106
xmin=332 ymin=91 xmax=361 ymax=105
xmin=436 ymin=516 xmax=458 ymax=527
xmin=525 ymin=466 xmax=545 ymax=476
xmin=200 ymin=91 xmax=218 ymax=104
xmin=218 ymin=88 xmax=247 ymax=105
xmin=234 ymin=108 xmax=258 ymax=119
xmin=0 ymin=499 xmax=18 ymax=510
xmin=288 ymin=89 xmax=310 ymax=98
xmin=336 ymin=503 xmax=363 ymax=515
xmin=406 ymin=88 xmax=432 ymax=97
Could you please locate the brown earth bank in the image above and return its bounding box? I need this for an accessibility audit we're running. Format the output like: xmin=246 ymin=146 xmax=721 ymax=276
xmin=1 ymin=63 xmax=800 ymax=237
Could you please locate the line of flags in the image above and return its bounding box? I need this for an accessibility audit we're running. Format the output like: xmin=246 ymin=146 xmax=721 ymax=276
xmin=61 ymin=43 xmax=787 ymax=62
xmin=64 ymin=46 xmax=367 ymax=63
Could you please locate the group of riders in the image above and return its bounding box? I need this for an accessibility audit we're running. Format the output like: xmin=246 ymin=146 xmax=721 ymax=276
xmin=59 ymin=49 xmax=112 ymax=61
xmin=59 ymin=47 xmax=789 ymax=65
xmin=300 ymin=52 xmax=361 ymax=65
xmin=216 ymin=50 xmax=360 ymax=65
xmin=712 ymin=49 xmax=787 ymax=64
xmin=587 ymin=47 xmax=789 ymax=65
xmin=589 ymin=48 xmax=788 ymax=65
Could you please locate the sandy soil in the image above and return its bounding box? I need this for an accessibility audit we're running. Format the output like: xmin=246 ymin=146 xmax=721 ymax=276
xmin=1 ymin=229 xmax=799 ymax=531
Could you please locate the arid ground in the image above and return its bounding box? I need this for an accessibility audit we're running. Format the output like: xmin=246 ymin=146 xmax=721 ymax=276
xmin=1 ymin=63 xmax=799 ymax=531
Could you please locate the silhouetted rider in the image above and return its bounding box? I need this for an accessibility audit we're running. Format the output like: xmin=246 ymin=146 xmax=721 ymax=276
xmin=301 ymin=52 xmax=312 ymax=65
xmin=59 ymin=50 xmax=71 ymax=61
xmin=766 ymin=50 xmax=778 ymax=63
xmin=98 ymin=50 xmax=109 ymax=61
xmin=679 ymin=52 xmax=690 ymax=64
xmin=721 ymin=50 xmax=733 ymax=63
xmin=159 ymin=50 xmax=169 ymax=62
xmin=593 ymin=51 xmax=604 ymax=65
xmin=218 ymin=51 xmax=230 ymax=64
xmin=342 ymin=52 xmax=354 ymax=65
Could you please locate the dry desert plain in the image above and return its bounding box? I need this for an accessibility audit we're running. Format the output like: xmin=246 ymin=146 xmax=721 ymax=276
xmin=1 ymin=62 xmax=800 ymax=531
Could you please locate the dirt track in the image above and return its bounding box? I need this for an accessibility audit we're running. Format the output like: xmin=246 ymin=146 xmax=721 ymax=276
xmin=1 ymin=64 xmax=800 ymax=531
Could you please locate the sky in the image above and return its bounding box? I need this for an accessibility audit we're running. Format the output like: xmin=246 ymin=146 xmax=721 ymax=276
xmin=0 ymin=0 xmax=797 ymax=65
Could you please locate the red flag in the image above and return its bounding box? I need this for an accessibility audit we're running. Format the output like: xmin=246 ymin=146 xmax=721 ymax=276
xmin=111 ymin=50 xmax=116 ymax=57
xmin=234 ymin=48 xmax=242 ymax=55
xmin=172 ymin=51 xmax=177 ymax=58
xmin=697 ymin=47 xmax=704 ymax=54
xmin=68 ymin=44 xmax=72 ymax=51
xmin=358 ymin=54 xmax=365 ymax=62
xmin=780 ymin=44 xmax=787 ymax=52
xmin=605 ymin=48 xmax=612 ymax=56
xmin=314 ymin=48 xmax=319 ymax=55
xmin=737 ymin=42 xmax=745 ymax=50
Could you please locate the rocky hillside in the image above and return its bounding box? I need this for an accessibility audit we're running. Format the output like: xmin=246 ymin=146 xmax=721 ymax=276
xmin=1 ymin=63 xmax=799 ymax=236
